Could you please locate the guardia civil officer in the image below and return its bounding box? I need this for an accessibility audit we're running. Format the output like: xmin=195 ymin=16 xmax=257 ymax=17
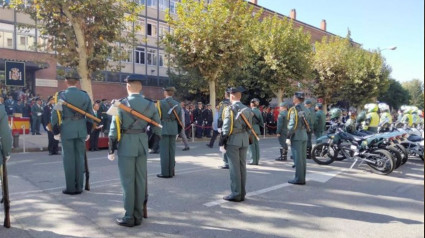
xmin=314 ymin=103 xmax=326 ymax=142
xmin=304 ymin=99 xmax=315 ymax=159
xmin=108 ymin=76 xmax=161 ymax=227
xmin=31 ymin=98 xmax=43 ymax=135
xmin=220 ymin=86 xmax=252 ymax=202
xmin=1 ymin=102 xmax=12 ymax=170
xmin=217 ymin=90 xmax=231 ymax=169
xmin=43 ymin=96 xmax=59 ymax=155
xmin=247 ymin=98 xmax=263 ymax=165
xmin=287 ymin=92 xmax=309 ymax=185
xmin=157 ymin=87 xmax=181 ymax=178
xmin=51 ymin=75 xmax=93 ymax=195
xmin=276 ymin=102 xmax=289 ymax=161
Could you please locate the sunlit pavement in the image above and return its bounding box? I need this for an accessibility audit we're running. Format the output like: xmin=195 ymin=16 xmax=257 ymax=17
xmin=2 ymin=138 xmax=423 ymax=238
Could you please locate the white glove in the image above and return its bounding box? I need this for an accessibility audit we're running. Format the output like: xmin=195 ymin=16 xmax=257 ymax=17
xmin=85 ymin=135 xmax=90 ymax=141
xmin=218 ymin=128 xmax=222 ymax=133
xmin=54 ymin=134 xmax=61 ymax=141
xmin=6 ymin=156 xmax=10 ymax=162
xmin=112 ymin=100 xmax=121 ymax=107
xmin=108 ymin=153 xmax=115 ymax=161
xmin=37 ymin=112 xmax=42 ymax=116
xmin=219 ymin=146 xmax=226 ymax=153
xmin=46 ymin=126 xmax=50 ymax=132
xmin=286 ymin=139 xmax=291 ymax=146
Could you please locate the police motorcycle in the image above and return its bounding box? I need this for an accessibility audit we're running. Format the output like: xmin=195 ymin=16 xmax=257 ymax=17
xmin=393 ymin=106 xmax=424 ymax=161
xmin=312 ymin=108 xmax=395 ymax=174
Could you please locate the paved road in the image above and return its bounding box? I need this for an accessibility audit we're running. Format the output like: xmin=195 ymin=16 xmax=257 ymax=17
xmin=1 ymin=138 xmax=424 ymax=238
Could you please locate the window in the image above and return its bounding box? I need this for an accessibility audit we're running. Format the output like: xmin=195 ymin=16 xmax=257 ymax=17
xmin=159 ymin=0 xmax=169 ymax=11
xmin=135 ymin=47 xmax=145 ymax=64
xmin=135 ymin=19 xmax=145 ymax=35
xmin=147 ymin=49 xmax=157 ymax=65
xmin=147 ymin=0 xmax=157 ymax=8
xmin=159 ymin=54 xmax=165 ymax=67
xmin=158 ymin=25 xmax=168 ymax=37
xmin=170 ymin=0 xmax=178 ymax=14
xmin=147 ymin=23 xmax=157 ymax=36
xmin=136 ymin=0 xmax=145 ymax=5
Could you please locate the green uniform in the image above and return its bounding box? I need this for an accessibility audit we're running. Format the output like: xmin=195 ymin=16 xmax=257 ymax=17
xmin=222 ymin=101 xmax=252 ymax=200
xmin=158 ymin=96 xmax=181 ymax=177
xmin=276 ymin=110 xmax=288 ymax=149
xmin=305 ymin=107 xmax=315 ymax=158
xmin=1 ymin=104 xmax=12 ymax=167
xmin=344 ymin=118 xmax=356 ymax=134
xmin=31 ymin=103 xmax=43 ymax=134
xmin=51 ymin=87 xmax=93 ymax=194
xmin=248 ymin=107 xmax=263 ymax=165
xmin=109 ymin=94 xmax=161 ymax=225
xmin=287 ymin=104 xmax=308 ymax=184
xmin=314 ymin=110 xmax=326 ymax=141
xmin=218 ymin=99 xmax=231 ymax=167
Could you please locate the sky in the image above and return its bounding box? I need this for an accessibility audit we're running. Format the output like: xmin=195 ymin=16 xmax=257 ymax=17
xmin=257 ymin=0 xmax=424 ymax=83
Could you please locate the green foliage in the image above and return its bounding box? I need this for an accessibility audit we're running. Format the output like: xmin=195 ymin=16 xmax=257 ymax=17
xmin=164 ymin=0 xmax=259 ymax=107
xmin=402 ymin=79 xmax=424 ymax=109
xmin=312 ymin=35 xmax=352 ymax=106
xmin=378 ymin=79 xmax=409 ymax=110
xmin=250 ymin=15 xmax=313 ymax=100
xmin=341 ymin=49 xmax=390 ymax=107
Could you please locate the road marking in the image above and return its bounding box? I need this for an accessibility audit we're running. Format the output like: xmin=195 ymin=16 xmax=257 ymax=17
xmin=204 ymin=165 xmax=351 ymax=207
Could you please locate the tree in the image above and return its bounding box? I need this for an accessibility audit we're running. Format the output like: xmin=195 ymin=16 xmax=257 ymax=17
xmin=341 ymin=48 xmax=390 ymax=108
xmin=250 ymin=15 xmax=312 ymax=104
xmin=402 ymin=79 xmax=424 ymax=109
xmin=312 ymin=35 xmax=352 ymax=112
xmin=11 ymin=0 xmax=142 ymax=100
xmin=378 ymin=79 xmax=409 ymax=111
xmin=164 ymin=0 xmax=259 ymax=111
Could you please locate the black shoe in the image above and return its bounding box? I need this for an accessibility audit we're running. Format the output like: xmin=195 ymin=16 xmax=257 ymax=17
xmin=220 ymin=165 xmax=229 ymax=169
xmin=206 ymin=144 xmax=213 ymax=148
xmin=49 ymin=152 xmax=54 ymax=156
xmin=116 ymin=218 xmax=134 ymax=227
xmin=94 ymin=148 xmax=99 ymax=151
xmin=134 ymin=220 xmax=142 ymax=226
xmin=36 ymin=133 xmax=41 ymax=135
xmin=223 ymin=195 xmax=242 ymax=202
xmin=182 ymin=147 xmax=190 ymax=151
xmin=275 ymin=158 xmax=284 ymax=161
xmin=288 ymin=179 xmax=305 ymax=185
xmin=248 ymin=162 xmax=257 ymax=165
xmin=292 ymin=164 xmax=296 ymax=168
xmin=157 ymin=174 xmax=172 ymax=178
xmin=149 ymin=151 xmax=159 ymax=154
xmin=62 ymin=189 xmax=81 ymax=195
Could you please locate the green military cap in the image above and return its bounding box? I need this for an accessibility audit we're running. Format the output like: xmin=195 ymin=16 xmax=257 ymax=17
xmin=305 ymin=99 xmax=313 ymax=105
xmin=316 ymin=103 xmax=323 ymax=109
xmin=125 ymin=74 xmax=145 ymax=83
xmin=294 ymin=91 xmax=305 ymax=99
xmin=164 ymin=86 xmax=176 ymax=92
xmin=226 ymin=86 xmax=246 ymax=94
xmin=250 ymin=98 xmax=260 ymax=103
xmin=64 ymin=71 xmax=81 ymax=80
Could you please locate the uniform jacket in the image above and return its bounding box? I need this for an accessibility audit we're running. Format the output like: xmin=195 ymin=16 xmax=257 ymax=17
xmin=251 ymin=107 xmax=264 ymax=135
xmin=31 ymin=104 xmax=43 ymax=119
xmin=276 ymin=110 xmax=288 ymax=136
xmin=43 ymin=104 xmax=53 ymax=128
xmin=0 ymin=104 xmax=12 ymax=162
xmin=314 ymin=110 xmax=326 ymax=133
xmin=109 ymin=94 xmax=161 ymax=157
xmin=159 ymin=97 xmax=181 ymax=136
xmin=222 ymin=101 xmax=253 ymax=147
xmin=51 ymin=87 xmax=93 ymax=140
xmin=288 ymin=104 xmax=308 ymax=141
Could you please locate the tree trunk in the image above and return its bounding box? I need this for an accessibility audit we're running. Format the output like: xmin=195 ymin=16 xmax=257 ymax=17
xmin=209 ymin=80 xmax=216 ymax=116
xmin=63 ymin=8 xmax=94 ymax=101
xmin=274 ymin=89 xmax=284 ymax=105
xmin=323 ymin=102 xmax=328 ymax=115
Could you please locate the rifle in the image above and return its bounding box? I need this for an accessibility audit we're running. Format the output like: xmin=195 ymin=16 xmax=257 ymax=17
xmin=1 ymin=156 xmax=11 ymax=228
xmin=55 ymin=99 xmax=101 ymax=124
xmin=84 ymin=152 xmax=90 ymax=191
xmin=107 ymin=100 xmax=162 ymax=128
xmin=239 ymin=112 xmax=260 ymax=141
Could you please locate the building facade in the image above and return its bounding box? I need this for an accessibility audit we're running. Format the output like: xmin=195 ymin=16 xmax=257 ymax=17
xmin=1 ymin=0 xmax=342 ymax=101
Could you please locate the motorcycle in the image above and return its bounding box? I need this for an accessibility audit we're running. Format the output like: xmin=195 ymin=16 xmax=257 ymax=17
xmin=312 ymin=127 xmax=395 ymax=175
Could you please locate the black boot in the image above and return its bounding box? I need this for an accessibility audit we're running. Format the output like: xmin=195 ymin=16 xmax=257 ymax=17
xmin=282 ymin=149 xmax=288 ymax=161
xmin=306 ymin=146 xmax=312 ymax=159
xmin=276 ymin=148 xmax=285 ymax=161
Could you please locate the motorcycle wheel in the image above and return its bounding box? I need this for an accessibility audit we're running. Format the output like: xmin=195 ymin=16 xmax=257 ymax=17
xmin=312 ymin=143 xmax=336 ymax=165
xmin=395 ymin=144 xmax=409 ymax=164
xmin=366 ymin=149 xmax=394 ymax=175
xmin=386 ymin=146 xmax=402 ymax=169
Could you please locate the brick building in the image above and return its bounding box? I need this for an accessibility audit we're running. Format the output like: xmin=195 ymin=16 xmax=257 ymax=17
xmin=1 ymin=0 xmax=344 ymax=101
